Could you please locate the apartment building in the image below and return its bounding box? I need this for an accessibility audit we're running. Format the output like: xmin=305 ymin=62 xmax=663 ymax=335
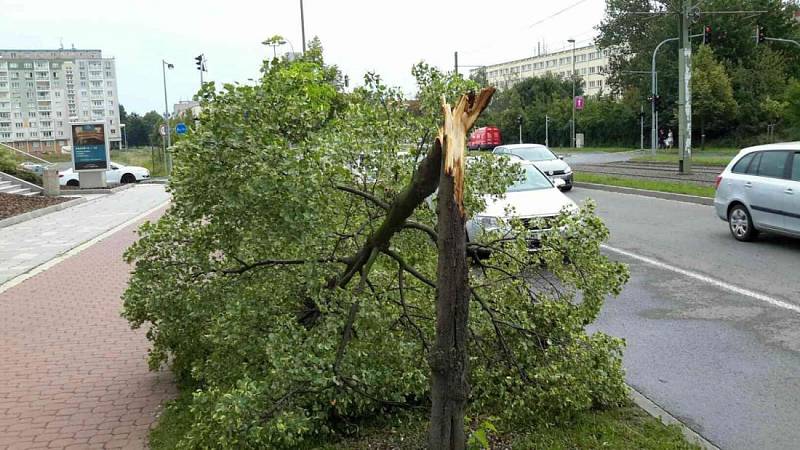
xmin=0 ymin=49 xmax=121 ymax=154
xmin=173 ymin=100 xmax=201 ymax=119
xmin=475 ymin=44 xmax=610 ymax=96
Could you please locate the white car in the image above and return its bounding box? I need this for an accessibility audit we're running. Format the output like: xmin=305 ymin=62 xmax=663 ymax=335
xmin=468 ymin=160 xmax=578 ymax=252
xmin=714 ymin=143 xmax=800 ymax=241
xmin=58 ymin=162 xmax=150 ymax=187
xmin=493 ymin=144 xmax=574 ymax=191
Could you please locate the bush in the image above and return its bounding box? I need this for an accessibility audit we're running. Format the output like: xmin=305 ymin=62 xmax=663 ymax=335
xmin=123 ymin=49 xmax=629 ymax=449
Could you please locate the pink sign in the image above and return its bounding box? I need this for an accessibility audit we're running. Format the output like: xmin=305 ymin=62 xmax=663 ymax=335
xmin=574 ymin=96 xmax=585 ymax=110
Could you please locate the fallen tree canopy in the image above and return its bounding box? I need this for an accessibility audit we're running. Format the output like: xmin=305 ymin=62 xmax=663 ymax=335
xmin=123 ymin=48 xmax=630 ymax=449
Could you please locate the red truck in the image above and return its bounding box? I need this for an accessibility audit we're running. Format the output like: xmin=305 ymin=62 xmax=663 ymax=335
xmin=467 ymin=126 xmax=502 ymax=151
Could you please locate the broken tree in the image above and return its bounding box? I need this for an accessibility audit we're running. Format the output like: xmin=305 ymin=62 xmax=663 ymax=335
xmin=429 ymin=88 xmax=495 ymax=450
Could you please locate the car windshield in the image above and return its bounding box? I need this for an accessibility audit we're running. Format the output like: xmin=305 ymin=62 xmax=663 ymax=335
xmin=508 ymin=146 xmax=555 ymax=162
xmin=507 ymin=164 xmax=554 ymax=192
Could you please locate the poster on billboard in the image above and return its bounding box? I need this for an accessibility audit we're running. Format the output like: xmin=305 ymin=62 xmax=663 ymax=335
xmin=70 ymin=122 xmax=110 ymax=171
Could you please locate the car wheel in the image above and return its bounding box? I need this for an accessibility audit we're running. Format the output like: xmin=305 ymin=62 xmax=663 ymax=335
xmin=120 ymin=173 xmax=136 ymax=184
xmin=560 ymin=185 xmax=573 ymax=192
xmin=728 ymin=204 xmax=758 ymax=242
xmin=66 ymin=179 xmax=79 ymax=187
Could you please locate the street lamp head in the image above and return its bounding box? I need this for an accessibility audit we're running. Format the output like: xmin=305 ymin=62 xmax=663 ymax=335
xmin=568 ymin=39 xmax=576 ymax=44
xmin=167 ymin=63 xmax=174 ymax=69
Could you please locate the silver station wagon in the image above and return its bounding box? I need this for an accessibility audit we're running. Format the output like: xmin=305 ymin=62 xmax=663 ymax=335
xmin=714 ymin=143 xmax=800 ymax=241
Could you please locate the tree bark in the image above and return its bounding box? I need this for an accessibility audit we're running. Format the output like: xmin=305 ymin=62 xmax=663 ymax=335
xmin=428 ymin=88 xmax=495 ymax=450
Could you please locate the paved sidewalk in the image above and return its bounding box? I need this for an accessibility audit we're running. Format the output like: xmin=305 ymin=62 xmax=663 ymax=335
xmin=0 ymin=185 xmax=169 ymax=284
xmin=0 ymin=208 xmax=175 ymax=449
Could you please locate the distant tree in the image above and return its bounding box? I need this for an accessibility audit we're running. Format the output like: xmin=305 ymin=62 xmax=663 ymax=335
xmin=597 ymin=0 xmax=800 ymax=144
xmin=692 ymin=45 xmax=737 ymax=141
xmin=119 ymin=104 xmax=128 ymax=124
xmin=142 ymin=111 xmax=165 ymax=146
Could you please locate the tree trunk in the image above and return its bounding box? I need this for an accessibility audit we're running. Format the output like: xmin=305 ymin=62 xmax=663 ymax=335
xmin=429 ymin=165 xmax=471 ymax=450
xmin=428 ymin=88 xmax=494 ymax=450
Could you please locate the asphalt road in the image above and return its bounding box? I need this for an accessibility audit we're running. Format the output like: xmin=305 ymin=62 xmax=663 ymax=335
xmin=566 ymin=188 xmax=800 ymax=450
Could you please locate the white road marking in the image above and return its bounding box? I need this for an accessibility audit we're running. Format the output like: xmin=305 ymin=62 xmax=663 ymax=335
xmin=0 ymin=200 xmax=170 ymax=295
xmin=602 ymin=244 xmax=800 ymax=314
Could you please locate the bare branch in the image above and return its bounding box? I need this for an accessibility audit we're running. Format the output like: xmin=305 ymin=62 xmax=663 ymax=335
xmin=335 ymin=184 xmax=390 ymax=210
xmin=402 ymin=220 xmax=438 ymax=243
xmin=222 ymin=256 xmax=349 ymax=275
xmin=470 ymin=288 xmax=529 ymax=383
xmin=382 ymin=249 xmax=436 ymax=289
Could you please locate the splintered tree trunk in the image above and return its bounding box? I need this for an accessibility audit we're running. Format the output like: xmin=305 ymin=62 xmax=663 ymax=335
xmin=429 ymin=88 xmax=494 ymax=450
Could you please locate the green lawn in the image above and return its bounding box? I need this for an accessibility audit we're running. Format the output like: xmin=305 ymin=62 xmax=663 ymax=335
xmin=552 ymin=147 xmax=639 ymax=154
xmin=576 ymin=171 xmax=716 ymax=198
xmin=111 ymin=147 xmax=169 ymax=177
xmin=151 ymin=394 xmax=699 ymax=450
xmin=630 ymin=149 xmax=738 ymax=167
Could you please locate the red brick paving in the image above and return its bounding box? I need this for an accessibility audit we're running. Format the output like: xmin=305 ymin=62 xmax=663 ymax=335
xmin=0 ymin=210 xmax=175 ymax=449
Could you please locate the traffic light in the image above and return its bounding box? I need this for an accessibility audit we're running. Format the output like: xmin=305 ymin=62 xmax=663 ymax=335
xmin=704 ymin=25 xmax=713 ymax=44
xmin=756 ymin=26 xmax=766 ymax=44
xmin=517 ymin=115 xmax=523 ymax=126
xmin=195 ymin=54 xmax=206 ymax=72
xmin=649 ymin=95 xmax=662 ymax=111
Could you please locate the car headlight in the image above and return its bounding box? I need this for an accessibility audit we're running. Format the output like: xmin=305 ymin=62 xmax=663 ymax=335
xmin=564 ymin=167 xmax=572 ymax=175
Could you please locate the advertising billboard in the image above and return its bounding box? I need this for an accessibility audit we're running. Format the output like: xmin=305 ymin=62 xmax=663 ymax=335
xmin=70 ymin=123 xmax=109 ymax=171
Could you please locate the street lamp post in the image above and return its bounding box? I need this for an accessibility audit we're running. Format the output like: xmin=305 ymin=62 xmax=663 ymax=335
xmin=651 ymin=37 xmax=677 ymax=155
xmin=300 ymin=0 xmax=306 ymax=53
xmin=568 ymin=39 xmax=576 ymax=149
xmin=161 ymin=60 xmax=174 ymax=174
xmin=120 ymin=124 xmax=127 ymax=150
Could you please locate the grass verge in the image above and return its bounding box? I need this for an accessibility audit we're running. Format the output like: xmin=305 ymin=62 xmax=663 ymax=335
xmin=151 ymin=394 xmax=699 ymax=450
xmin=631 ymin=153 xmax=734 ymax=167
xmin=576 ymin=171 xmax=716 ymax=198
xmin=551 ymin=147 xmax=637 ymax=154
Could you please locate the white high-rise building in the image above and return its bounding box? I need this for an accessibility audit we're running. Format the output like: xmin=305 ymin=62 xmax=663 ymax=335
xmin=0 ymin=48 xmax=121 ymax=154
xmin=474 ymin=44 xmax=610 ymax=96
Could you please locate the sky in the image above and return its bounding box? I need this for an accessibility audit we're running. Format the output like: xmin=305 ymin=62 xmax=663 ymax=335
xmin=0 ymin=0 xmax=607 ymax=114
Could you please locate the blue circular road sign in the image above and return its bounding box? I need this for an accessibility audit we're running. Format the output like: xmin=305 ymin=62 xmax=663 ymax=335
xmin=176 ymin=122 xmax=188 ymax=135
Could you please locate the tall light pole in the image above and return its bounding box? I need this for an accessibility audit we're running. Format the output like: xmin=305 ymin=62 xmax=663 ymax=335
xmin=162 ymin=60 xmax=174 ymax=174
xmin=651 ymin=37 xmax=677 ymax=155
xmin=568 ymin=39 xmax=576 ymax=149
xmin=678 ymin=0 xmax=692 ymax=174
xmin=300 ymin=0 xmax=306 ymax=53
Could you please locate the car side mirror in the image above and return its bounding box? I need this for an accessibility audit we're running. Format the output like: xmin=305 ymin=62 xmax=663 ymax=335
xmin=553 ymin=178 xmax=566 ymax=188
xmin=558 ymin=155 xmax=564 ymax=160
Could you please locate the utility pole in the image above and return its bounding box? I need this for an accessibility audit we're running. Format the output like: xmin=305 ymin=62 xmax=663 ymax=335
xmin=568 ymin=39 xmax=576 ymax=149
xmin=640 ymin=104 xmax=644 ymax=150
xmin=300 ymin=0 xmax=306 ymax=53
xmin=678 ymin=0 xmax=692 ymax=174
xmin=454 ymin=51 xmax=459 ymax=75
xmin=545 ymin=115 xmax=549 ymax=147
xmin=161 ymin=60 xmax=174 ymax=175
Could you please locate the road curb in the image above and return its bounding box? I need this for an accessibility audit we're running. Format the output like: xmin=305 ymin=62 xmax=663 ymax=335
xmin=575 ymin=182 xmax=713 ymax=206
xmin=0 ymin=196 xmax=87 ymax=230
xmin=59 ymin=183 xmax=136 ymax=196
xmin=629 ymin=385 xmax=720 ymax=450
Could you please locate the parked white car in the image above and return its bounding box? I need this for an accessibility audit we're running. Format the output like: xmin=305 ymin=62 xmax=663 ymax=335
xmin=58 ymin=162 xmax=150 ymax=187
xmin=714 ymin=143 xmax=800 ymax=241
xmin=468 ymin=160 xmax=578 ymax=252
xmin=493 ymin=144 xmax=574 ymax=191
